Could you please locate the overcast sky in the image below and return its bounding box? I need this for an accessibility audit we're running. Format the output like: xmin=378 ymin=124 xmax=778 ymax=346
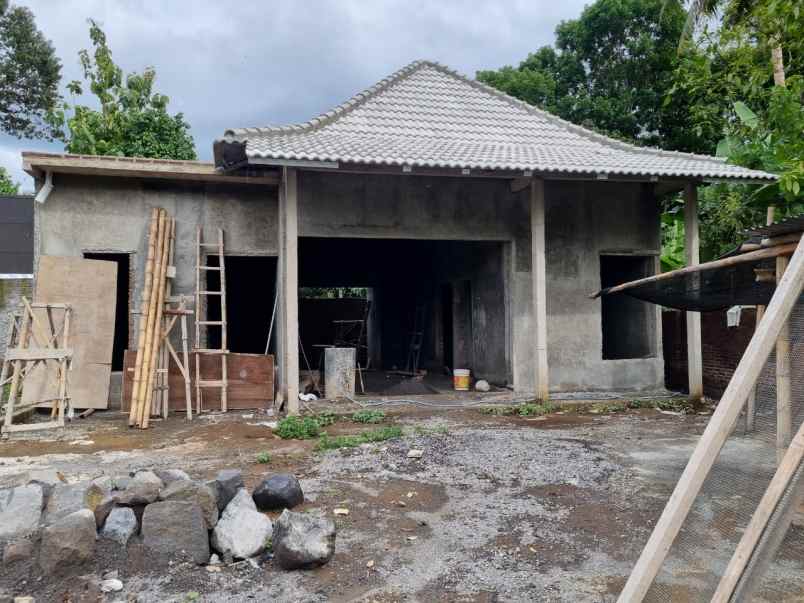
xmin=4 ymin=0 xmax=589 ymax=191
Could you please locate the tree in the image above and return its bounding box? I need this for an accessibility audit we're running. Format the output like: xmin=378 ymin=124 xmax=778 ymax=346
xmin=0 ymin=0 xmax=61 ymax=139
xmin=49 ymin=20 xmax=196 ymax=160
xmin=477 ymin=0 xmax=712 ymax=152
xmin=0 ymin=166 xmax=18 ymax=194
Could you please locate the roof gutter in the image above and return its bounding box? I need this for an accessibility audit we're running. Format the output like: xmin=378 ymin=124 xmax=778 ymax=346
xmin=34 ymin=170 xmax=53 ymax=204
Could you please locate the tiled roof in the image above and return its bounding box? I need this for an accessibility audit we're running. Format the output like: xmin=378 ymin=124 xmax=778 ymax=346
xmin=217 ymin=60 xmax=776 ymax=181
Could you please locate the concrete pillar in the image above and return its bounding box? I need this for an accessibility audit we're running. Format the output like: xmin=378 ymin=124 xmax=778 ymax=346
xmin=684 ymin=182 xmax=703 ymax=400
xmin=279 ymin=167 xmax=300 ymax=414
xmin=530 ymin=178 xmax=549 ymax=400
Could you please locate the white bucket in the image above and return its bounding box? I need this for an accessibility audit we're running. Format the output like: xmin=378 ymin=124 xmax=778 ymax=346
xmin=453 ymin=369 xmax=471 ymax=391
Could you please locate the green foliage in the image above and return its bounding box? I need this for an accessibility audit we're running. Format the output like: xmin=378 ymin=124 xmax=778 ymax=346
xmin=351 ymin=409 xmax=386 ymax=424
xmin=660 ymin=208 xmax=686 ymax=270
xmin=480 ymin=402 xmax=558 ymax=417
xmin=49 ymin=20 xmax=196 ymax=159
xmin=0 ymin=166 xmax=18 ymax=194
xmin=256 ymin=451 xmax=271 ymax=464
xmin=275 ymin=412 xmax=338 ymax=440
xmin=0 ymin=1 xmax=61 ymax=139
xmin=477 ymin=0 xmax=711 ymax=152
xmin=316 ymin=426 xmax=403 ymax=451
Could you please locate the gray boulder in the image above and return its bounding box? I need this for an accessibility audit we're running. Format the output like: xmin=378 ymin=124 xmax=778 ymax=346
xmin=132 ymin=471 xmax=164 ymax=488
xmin=100 ymin=507 xmax=137 ymax=546
xmin=43 ymin=482 xmax=106 ymax=525
xmin=0 ymin=484 xmax=43 ymax=541
xmin=112 ymin=475 xmax=131 ymax=491
xmin=39 ymin=509 xmax=96 ymax=575
xmin=252 ymin=474 xmax=304 ymax=511
xmin=155 ymin=469 xmax=190 ymax=485
xmin=214 ymin=469 xmax=244 ymax=511
xmin=141 ymin=501 xmax=209 ymax=565
xmin=115 ymin=479 xmax=159 ymax=506
xmin=211 ymin=489 xmax=272 ymax=560
xmin=159 ymin=480 xmax=218 ymax=529
xmin=474 ymin=379 xmax=491 ymax=392
xmin=272 ymin=509 xmax=336 ymax=570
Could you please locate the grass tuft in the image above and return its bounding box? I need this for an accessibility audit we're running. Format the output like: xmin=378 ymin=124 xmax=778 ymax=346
xmin=256 ymin=451 xmax=271 ymax=464
xmin=351 ymin=409 xmax=386 ymax=424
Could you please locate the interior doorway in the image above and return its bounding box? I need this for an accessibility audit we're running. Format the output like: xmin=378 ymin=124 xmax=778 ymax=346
xmin=600 ymin=254 xmax=656 ymax=360
xmin=83 ymin=252 xmax=129 ymax=371
xmin=206 ymin=255 xmax=277 ymax=353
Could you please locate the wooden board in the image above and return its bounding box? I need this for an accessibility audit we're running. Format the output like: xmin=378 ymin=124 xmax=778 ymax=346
xmin=23 ymin=256 xmax=117 ymax=410
xmin=121 ymin=351 xmax=274 ymax=412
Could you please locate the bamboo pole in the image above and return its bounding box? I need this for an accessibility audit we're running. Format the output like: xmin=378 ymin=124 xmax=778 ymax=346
xmin=135 ymin=210 xmax=167 ymax=427
xmin=161 ymin=218 xmax=176 ymax=419
xmin=141 ymin=214 xmax=172 ymax=429
xmin=129 ymin=208 xmax=159 ymax=426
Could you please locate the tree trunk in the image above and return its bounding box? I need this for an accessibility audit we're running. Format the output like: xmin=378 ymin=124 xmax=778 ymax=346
xmin=772 ymin=43 xmax=785 ymax=87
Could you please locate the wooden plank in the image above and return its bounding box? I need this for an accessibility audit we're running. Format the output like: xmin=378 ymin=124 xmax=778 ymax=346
xmin=4 ymin=348 xmax=72 ymax=361
xmin=618 ymin=234 xmax=804 ymax=602
xmin=2 ymin=420 xmax=64 ymax=433
xmin=122 ymin=351 xmax=273 ymax=411
xmin=530 ymin=178 xmax=549 ymax=401
xmin=24 ymin=256 xmax=116 ymax=410
xmin=776 ymin=254 xmax=792 ymax=463
xmin=684 ymin=182 xmax=703 ymax=401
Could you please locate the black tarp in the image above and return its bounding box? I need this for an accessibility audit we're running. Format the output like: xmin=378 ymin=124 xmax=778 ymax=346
xmin=0 ymin=195 xmax=34 ymax=274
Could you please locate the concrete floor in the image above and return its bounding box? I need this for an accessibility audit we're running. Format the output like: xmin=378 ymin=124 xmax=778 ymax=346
xmin=0 ymin=405 xmax=801 ymax=602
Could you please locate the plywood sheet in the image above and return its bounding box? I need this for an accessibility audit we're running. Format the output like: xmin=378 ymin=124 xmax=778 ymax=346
xmin=121 ymin=351 xmax=274 ymax=412
xmin=23 ymin=256 xmax=117 ymax=409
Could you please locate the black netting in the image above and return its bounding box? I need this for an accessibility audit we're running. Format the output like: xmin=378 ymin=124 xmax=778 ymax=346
xmin=644 ymin=296 xmax=804 ymax=601
xmin=620 ymin=258 xmax=777 ymax=312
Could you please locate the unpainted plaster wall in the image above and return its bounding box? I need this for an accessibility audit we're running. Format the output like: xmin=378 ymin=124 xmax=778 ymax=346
xmin=34 ymin=170 xmax=664 ymax=393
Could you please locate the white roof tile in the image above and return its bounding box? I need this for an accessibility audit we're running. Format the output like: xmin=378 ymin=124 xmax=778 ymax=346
xmin=219 ymin=61 xmax=775 ymax=181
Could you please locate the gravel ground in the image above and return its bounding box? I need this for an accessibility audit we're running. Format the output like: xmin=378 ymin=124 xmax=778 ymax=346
xmin=1 ymin=407 xmax=803 ymax=602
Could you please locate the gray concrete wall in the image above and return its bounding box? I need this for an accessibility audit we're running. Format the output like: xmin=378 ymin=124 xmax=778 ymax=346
xmin=300 ymin=172 xmax=664 ymax=392
xmin=35 ymin=174 xmax=278 ymax=350
xmin=0 ymin=278 xmax=32 ymax=359
xmin=33 ymin=170 xmax=663 ymax=394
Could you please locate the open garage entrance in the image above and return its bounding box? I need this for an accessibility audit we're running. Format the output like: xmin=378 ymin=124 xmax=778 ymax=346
xmin=298 ymin=237 xmax=509 ymax=395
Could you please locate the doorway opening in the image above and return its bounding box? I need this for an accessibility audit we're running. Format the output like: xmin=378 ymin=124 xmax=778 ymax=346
xmin=83 ymin=252 xmax=129 ymax=370
xmin=206 ymin=255 xmax=277 ymax=353
xmin=600 ymin=254 xmax=655 ymax=360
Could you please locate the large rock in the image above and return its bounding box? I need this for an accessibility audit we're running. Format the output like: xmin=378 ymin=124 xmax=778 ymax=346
xmin=0 ymin=484 xmax=43 ymax=541
xmin=94 ymin=495 xmax=116 ymax=529
xmin=159 ymin=480 xmax=218 ymax=529
xmin=252 ymin=474 xmax=304 ymax=511
xmin=211 ymin=489 xmax=272 ymax=560
xmin=115 ymin=480 xmax=159 ymax=506
xmin=214 ymin=469 xmax=244 ymax=511
xmin=272 ymin=509 xmax=336 ymax=570
xmin=132 ymin=470 xmax=164 ymax=488
xmin=141 ymin=501 xmax=209 ymax=565
xmin=3 ymin=538 xmax=35 ymax=565
xmin=39 ymin=509 xmax=96 ymax=575
xmin=155 ymin=469 xmax=190 ymax=485
xmin=43 ymin=482 xmax=106 ymax=525
xmin=100 ymin=507 xmax=137 ymax=546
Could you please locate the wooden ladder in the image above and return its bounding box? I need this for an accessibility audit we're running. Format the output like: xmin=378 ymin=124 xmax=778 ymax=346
xmin=194 ymin=226 xmax=228 ymax=413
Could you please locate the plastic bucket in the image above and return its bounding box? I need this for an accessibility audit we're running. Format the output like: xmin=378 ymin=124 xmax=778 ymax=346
xmin=453 ymin=369 xmax=471 ymax=391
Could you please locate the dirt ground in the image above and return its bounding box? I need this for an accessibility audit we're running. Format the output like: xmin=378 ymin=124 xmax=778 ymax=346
xmin=1 ymin=403 xmax=803 ymax=602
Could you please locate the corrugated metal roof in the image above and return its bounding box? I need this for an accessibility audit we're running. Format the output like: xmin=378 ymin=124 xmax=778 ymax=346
xmin=744 ymin=214 xmax=804 ymax=239
xmin=216 ymin=60 xmax=777 ymax=181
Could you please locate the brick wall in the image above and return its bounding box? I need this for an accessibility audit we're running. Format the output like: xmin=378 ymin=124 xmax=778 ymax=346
xmin=663 ymin=308 xmax=757 ymax=398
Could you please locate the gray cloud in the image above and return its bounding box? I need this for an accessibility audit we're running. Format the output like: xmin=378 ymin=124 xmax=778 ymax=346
xmin=2 ymin=0 xmax=587 ymax=191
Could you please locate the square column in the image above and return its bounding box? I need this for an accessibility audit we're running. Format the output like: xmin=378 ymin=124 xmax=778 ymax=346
xmin=279 ymin=167 xmax=300 ymax=414
xmin=684 ymin=182 xmax=703 ymax=400
xmin=530 ymin=178 xmax=549 ymax=400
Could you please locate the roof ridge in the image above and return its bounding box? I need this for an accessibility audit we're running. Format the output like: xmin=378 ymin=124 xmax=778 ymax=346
xmin=223 ymin=60 xmax=430 ymax=140
xmin=423 ymin=61 xmax=727 ymax=165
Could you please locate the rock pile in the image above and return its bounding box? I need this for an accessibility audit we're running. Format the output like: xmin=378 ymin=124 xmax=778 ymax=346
xmin=0 ymin=467 xmax=336 ymax=579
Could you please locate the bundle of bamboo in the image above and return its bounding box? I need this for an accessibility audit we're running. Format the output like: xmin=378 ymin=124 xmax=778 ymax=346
xmin=129 ymin=208 xmax=174 ymax=428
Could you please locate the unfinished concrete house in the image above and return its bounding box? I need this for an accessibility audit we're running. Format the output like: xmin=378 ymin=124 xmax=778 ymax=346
xmin=21 ymin=60 xmax=775 ymax=412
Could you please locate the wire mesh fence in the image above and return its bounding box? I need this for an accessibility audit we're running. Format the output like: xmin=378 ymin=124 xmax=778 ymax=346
xmin=645 ymin=295 xmax=804 ymax=602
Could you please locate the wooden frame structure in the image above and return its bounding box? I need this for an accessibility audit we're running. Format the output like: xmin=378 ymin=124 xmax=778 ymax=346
xmin=0 ymin=298 xmax=73 ymax=434
xmin=619 ymin=234 xmax=804 ymax=601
